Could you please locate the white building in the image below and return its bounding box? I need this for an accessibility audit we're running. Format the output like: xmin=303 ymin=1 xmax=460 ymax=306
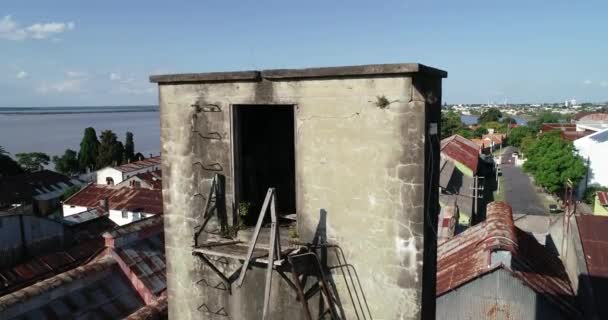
xmin=574 ymin=129 xmax=608 ymax=195
xmin=96 ymin=156 xmax=161 ymax=185
xmin=62 ymin=184 xmax=162 ymax=226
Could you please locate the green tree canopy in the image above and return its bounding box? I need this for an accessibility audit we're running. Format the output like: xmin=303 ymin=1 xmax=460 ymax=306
xmin=523 ymin=131 xmax=587 ymax=193
xmin=441 ymin=111 xmax=464 ymax=139
xmin=0 ymin=146 xmax=23 ymax=178
xmin=53 ymin=149 xmax=81 ymax=176
xmin=96 ymin=130 xmax=125 ymax=168
xmin=78 ymin=127 xmax=99 ymax=171
xmin=478 ymin=107 xmax=502 ymax=123
xmin=124 ymin=131 xmax=135 ymax=163
xmin=527 ymin=111 xmax=568 ymax=131
xmin=507 ymin=126 xmax=537 ymax=148
xmin=15 ymin=152 xmax=50 ymax=172
xmin=473 ymin=126 xmax=487 ymax=138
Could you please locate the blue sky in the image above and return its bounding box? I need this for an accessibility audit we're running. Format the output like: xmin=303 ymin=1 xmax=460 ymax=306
xmin=1 ymin=0 xmax=607 ymax=107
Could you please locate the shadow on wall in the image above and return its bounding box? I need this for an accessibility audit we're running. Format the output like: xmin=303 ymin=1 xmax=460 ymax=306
xmin=306 ymin=209 xmax=374 ymax=320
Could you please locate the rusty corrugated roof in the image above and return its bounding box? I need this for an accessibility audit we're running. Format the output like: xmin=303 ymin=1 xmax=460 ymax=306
xmin=441 ymin=134 xmax=480 ymax=174
xmin=115 ymin=156 xmax=161 ymax=173
xmin=597 ymin=191 xmax=608 ymax=207
xmin=64 ymin=184 xmax=163 ymax=215
xmin=437 ymin=202 xmax=580 ymax=318
xmin=0 ymin=239 xmax=103 ymax=296
xmin=136 ymin=170 xmax=162 ymax=189
xmin=576 ymin=215 xmax=608 ymax=302
xmin=0 ymin=257 xmax=145 ymax=319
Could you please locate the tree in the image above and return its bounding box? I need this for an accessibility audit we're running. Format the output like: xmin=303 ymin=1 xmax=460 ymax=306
xmin=507 ymin=126 xmax=536 ymax=148
xmin=455 ymin=128 xmax=473 ymax=139
xmin=134 ymin=152 xmax=145 ymax=161
xmin=96 ymin=130 xmax=126 ymax=168
xmin=78 ymin=127 xmax=100 ymax=171
xmin=473 ymin=126 xmax=487 ymax=138
xmin=15 ymin=152 xmax=50 ymax=171
xmin=527 ymin=111 xmax=565 ymax=132
xmin=478 ymin=107 xmax=502 ymax=123
xmin=53 ymin=149 xmax=80 ymax=176
xmin=124 ymin=131 xmax=135 ymax=163
xmin=501 ymin=116 xmax=517 ymax=125
xmin=441 ymin=111 xmax=464 ymax=139
xmin=0 ymin=147 xmax=23 ymax=178
xmin=523 ymin=131 xmax=587 ymax=193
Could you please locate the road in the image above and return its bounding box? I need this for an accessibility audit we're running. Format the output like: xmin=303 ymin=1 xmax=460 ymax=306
xmin=500 ymin=147 xmax=546 ymax=215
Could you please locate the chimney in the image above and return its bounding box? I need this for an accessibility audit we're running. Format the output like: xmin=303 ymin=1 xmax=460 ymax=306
xmin=99 ymin=197 xmax=109 ymax=211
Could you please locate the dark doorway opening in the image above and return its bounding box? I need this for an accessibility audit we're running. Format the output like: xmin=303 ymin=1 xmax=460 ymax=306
xmin=233 ymin=105 xmax=296 ymax=225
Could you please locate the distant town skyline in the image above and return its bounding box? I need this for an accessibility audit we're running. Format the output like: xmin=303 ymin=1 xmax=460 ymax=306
xmin=1 ymin=0 xmax=607 ymax=107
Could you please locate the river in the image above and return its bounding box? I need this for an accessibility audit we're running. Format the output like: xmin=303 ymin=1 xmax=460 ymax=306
xmin=0 ymin=106 xmax=160 ymax=158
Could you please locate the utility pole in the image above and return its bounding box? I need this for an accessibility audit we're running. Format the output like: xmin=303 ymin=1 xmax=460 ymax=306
xmin=471 ymin=176 xmax=485 ymax=223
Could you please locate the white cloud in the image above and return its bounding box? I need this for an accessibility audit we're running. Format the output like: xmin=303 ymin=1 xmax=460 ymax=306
xmin=16 ymin=71 xmax=28 ymax=79
xmin=601 ymin=81 xmax=608 ymax=88
xmin=37 ymin=79 xmax=83 ymax=94
xmin=0 ymin=15 xmax=75 ymax=41
xmin=583 ymin=80 xmax=593 ymax=85
xmin=114 ymin=85 xmax=155 ymax=95
xmin=65 ymin=71 xmax=86 ymax=78
xmin=110 ymin=72 xmax=121 ymax=81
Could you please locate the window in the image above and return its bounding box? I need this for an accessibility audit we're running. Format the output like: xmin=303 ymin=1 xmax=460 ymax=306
xmin=122 ymin=210 xmax=128 ymax=218
xmin=133 ymin=212 xmax=141 ymax=220
xmin=233 ymin=105 xmax=296 ymax=225
xmin=106 ymin=177 xmax=114 ymax=186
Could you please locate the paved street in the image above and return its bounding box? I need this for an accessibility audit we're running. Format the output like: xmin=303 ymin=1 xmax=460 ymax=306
xmin=500 ymin=147 xmax=546 ymax=215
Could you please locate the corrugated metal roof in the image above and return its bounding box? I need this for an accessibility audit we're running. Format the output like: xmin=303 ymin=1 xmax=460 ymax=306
xmin=576 ymin=214 xmax=608 ymax=282
xmin=64 ymin=184 xmax=163 ymax=215
xmin=598 ymin=191 xmax=608 ymax=207
xmin=577 ymin=113 xmax=608 ymax=122
xmin=440 ymin=134 xmax=480 ymax=174
xmin=116 ymin=233 xmax=166 ymax=295
xmin=0 ymin=239 xmax=103 ymax=296
xmin=62 ymin=207 xmax=106 ymax=225
xmin=0 ymin=170 xmax=77 ymax=205
xmin=102 ymin=216 xmax=166 ymax=296
xmin=437 ymin=201 xmax=580 ymax=318
xmin=136 ymin=170 xmax=162 ymax=190
xmin=0 ymin=257 xmax=145 ymax=320
xmin=115 ymin=156 xmax=161 ymax=173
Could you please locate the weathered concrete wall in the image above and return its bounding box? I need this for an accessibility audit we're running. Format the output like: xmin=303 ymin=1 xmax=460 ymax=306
xmin=157 ymin=65 xmax=443 ymax=320
xmin=0 ymin=214 xmax=65 ymax=268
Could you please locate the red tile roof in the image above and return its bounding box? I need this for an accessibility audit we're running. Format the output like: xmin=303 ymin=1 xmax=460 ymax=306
xmin=440 ymin=134 xmax=480 ymax=173
xmin=64 ymin=184 xmax=163 ymax=215
xmin=482 ymin=133 xmax=506 ymax=147
xmin=597 ymin=191 xmax=608 ymax=207
xmin=437 ymin=202 xmax=580 ymax=318
xmin=541 ymin=123 xmax=594 ymax=141
xmin=115 ymin=156 xmax=161 ymax=173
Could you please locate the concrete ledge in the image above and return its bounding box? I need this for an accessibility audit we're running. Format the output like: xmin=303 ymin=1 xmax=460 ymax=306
xmin=150 ymin=63 xmax=447 ymax=84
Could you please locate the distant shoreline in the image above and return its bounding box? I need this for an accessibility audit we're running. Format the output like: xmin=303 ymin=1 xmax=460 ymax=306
xmin=0 ymin=106 xmax=159 ymax=116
